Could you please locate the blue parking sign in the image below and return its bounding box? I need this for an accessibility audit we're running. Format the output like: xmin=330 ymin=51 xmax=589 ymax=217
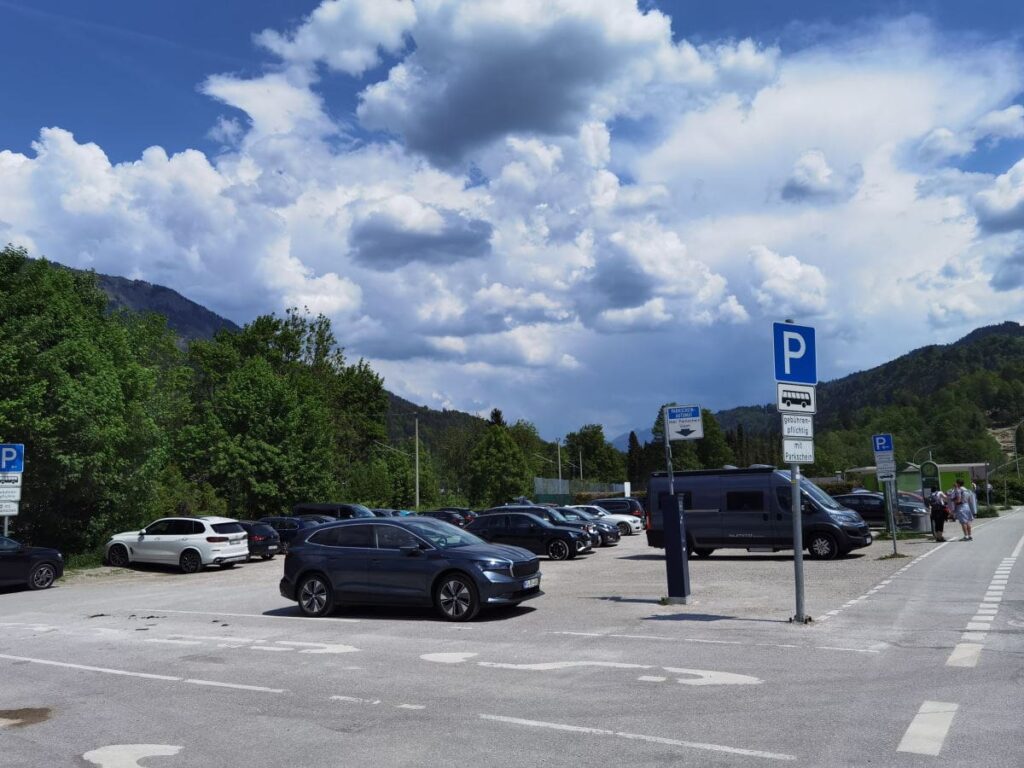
xmin=872 ymin=434 xmax=893 ymax=453
xmin=0 ymin=444 xmax=24 ymax=473
xmin=773 ymin=322 xmax=817 ymax=385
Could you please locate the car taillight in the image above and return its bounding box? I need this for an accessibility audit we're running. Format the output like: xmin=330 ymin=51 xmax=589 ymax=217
xmin=251 ymin=535 xmax=266 ymax=542
xmin=206 ymin=536 xmax=229 ymax=543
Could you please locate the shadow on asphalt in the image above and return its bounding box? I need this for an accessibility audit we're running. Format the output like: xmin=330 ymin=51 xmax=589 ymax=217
xmin=620 ymin=553 xmax=869 ymax=563
xmin=590 ymin=596 xmax=663 ymax=605
xmin=262 ymin=604 xmax=538 ymax=623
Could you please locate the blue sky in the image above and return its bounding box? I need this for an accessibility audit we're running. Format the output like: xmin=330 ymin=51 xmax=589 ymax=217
xmin=3 ymin=1 xmax=1024 ymax=440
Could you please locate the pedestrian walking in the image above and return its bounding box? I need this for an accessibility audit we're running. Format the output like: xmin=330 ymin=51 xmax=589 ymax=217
xmin=928 ymin=489 xmax=948 ymax=541
xmin=953 ymin=479 xmax=975 ymax=540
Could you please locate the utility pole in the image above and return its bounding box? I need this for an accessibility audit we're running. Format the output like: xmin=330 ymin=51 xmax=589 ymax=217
xmin=556 ymin=440 xmax=562 ymax=481
xmin=414 ymin=415 xmax=420 ymax=511
xmin=579 ymin=449 xmax=583 ymax=481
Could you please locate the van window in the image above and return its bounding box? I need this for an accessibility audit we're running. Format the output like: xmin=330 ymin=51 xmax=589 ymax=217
xmin=726 ymin=491 xmax=764 ymax=512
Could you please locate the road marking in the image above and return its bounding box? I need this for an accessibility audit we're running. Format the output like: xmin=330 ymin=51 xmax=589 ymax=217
xmin=479 ymin=714 xmax=796 ymax=761
xmin=965 ymin=622 xmax=991 ymax=631
xmin=897 ymin=701 xmax=958 ymax=756
xmin=549 ymin=631 xmax=879 ymax=654
xmin=0 ymin=653 xmax=285 ymax=694
xmin=0 ymin=654 xmax=180 ymax=681
xmin=83 ymin=745 xmax=182 ymax=768
xmin=420 ymin=652 xmax=477 ymax=663
xmin=1012 ymin=533 xmax=1024 ymax=557
xmin=0 ymin=718 xmax=23 ymax=728
xmin=143 ymin=639 xmax=202 ymax=646
xmin=133 ymin=608 xmax=359 ymax=623
xmin=396 ymin=703 xmax=425 ymax=710
xmin=946 ymin=643 xmax=982 ymax=667
xmin=330 ymin=695 xmax=381 ymax=705
xmin=183 ymin=679 xmax=285 ymax=693
xmin=275 ymin=641 xmax=359 ymax=654
xmin=638 ymin=675 xmax=667 ymax=682
xmin=171 ymin=634 xmax=257 ymax=643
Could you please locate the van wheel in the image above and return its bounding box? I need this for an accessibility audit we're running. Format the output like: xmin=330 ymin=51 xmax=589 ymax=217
xmin=693 ymin=548 xmax=715 ymax=558
xmin=807 ymin=533 xmax=838 ymax=560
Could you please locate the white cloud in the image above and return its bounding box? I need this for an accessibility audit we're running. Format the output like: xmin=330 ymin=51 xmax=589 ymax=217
xmin=749 ymin=245 xmax=828 ymax=317
xmin=256 ymin=0 xmax=416 ymax=76
xmin=5 ymin=8 xmax=1024 ymax=439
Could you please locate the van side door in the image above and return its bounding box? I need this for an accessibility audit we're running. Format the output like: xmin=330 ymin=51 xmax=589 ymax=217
xmin=719 ymin=485 xmax=773 ymax=547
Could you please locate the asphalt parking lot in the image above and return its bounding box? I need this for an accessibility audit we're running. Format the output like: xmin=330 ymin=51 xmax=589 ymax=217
xmin=2 ymin=516 xmax=1021 ymax=767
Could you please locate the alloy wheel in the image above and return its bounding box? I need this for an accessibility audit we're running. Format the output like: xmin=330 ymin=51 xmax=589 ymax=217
xmin=299 ymin=578 xmax=329 ymax=616
xmin=438 ymin=579 xmax=472 ymax=619
xmin=30 ymin=564 xmax=55 ymax=590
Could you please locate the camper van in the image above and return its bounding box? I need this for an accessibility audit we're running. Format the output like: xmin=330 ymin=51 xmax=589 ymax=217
xmin=645 ymin=467 xmax=872 ymax=560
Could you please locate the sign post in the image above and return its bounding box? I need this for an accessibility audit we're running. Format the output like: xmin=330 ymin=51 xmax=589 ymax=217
xmin=0 ymin=444 xmax=24 ymax=538
xmin=872 ymin=434 xmax=898 ymax=555
xmin=661 ymin=405 xmax=703 ymax=604
xmin=773 ymin=322 xmax=817 ymax=624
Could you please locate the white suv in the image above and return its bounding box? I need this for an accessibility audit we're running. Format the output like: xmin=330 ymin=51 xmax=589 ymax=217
xmin=105 ymin=517 xmax=249 ymax=573
xmin=570 ymin=505 xmax=644 ymax=535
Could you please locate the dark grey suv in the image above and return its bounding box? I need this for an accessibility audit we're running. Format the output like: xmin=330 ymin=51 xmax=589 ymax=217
xmin=280 ymin=518 xmax=542 ymax=621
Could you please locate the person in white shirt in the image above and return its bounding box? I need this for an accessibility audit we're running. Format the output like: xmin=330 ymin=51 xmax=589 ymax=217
xmin=953 ymin=480 xmax=975 ymax=541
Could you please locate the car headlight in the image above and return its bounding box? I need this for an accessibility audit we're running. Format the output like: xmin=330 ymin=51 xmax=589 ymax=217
xmin=474 ymin=559 xmax=512 ymax=576
xmin=829 ymin=511 xmax=862 ymax=524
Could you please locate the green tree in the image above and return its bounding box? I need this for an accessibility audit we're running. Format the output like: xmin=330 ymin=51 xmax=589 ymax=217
xmin=696 ymin=409 xmax=734 ymax=469
xmin=626 ymin=431 xmax=644 ymax=486
xmin=563 ymin=424 xmax=625 ymax=482
xmin=467 ymin=425 xmax=531 ymax=506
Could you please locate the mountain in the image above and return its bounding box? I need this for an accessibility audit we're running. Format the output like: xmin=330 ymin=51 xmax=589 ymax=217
xmin=91 ymin=271 xmax=240 ymax=341
xmin=78 ymin=264 xmax=488 ymax=451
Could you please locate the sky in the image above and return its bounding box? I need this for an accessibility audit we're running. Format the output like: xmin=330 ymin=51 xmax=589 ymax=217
xmin=3 ymin=0 xmax=1024 ymax=442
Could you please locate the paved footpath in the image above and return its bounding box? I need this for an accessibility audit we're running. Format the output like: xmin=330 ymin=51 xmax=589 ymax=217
xmin=0 ymin=513 xmax=1021 ymax=767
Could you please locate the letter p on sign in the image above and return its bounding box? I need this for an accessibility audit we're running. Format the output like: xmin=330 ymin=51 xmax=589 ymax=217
xmin=0 ymin=444 xmax=24 ymax=473
xmin=773 ymin=323 xmax=817 ymax=385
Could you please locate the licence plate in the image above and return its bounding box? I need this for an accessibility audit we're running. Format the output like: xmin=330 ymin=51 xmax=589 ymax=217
xmin=230 ymin=537 xmax=243 ymax=544
xmin=523 ymin=577 xmax=540 ymax=589
xmin=268 ymin=545 xmax=278 ymax=551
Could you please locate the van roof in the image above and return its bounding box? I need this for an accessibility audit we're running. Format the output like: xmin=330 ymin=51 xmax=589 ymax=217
xmin=649 ymin=466 xmax=779 ymax=478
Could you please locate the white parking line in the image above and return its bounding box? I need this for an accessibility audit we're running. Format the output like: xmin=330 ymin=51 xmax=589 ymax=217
xmin=184 ymin=679 xmax=284 ymax=693
xmin=479 ymin=714 xmax=796 ymax=761
xmin=0 ymin=653 xmax=286 ymax=694
xmin=549 ymin=631 xmax=879 ymax=654
xmin=897 ymin=701 xmax=958 ymax=756
xmin=946 ymin=644 xmax=982 ymax=667
xmin=132 ymin=608 xmax=359 ymax=623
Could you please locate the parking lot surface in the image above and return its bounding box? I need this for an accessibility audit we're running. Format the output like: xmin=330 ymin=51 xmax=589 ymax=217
xmin=2 ymin=512 xmax=1022 ymax=766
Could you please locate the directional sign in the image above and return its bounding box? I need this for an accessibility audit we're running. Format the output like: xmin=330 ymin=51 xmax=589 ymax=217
xmin=0 ymin=502 xmax=18 ymax=516
xmin=872 ymin=434 xmax=894 ymax=453
xmin=782 ymin=438 xmax=815 ymax=464
xmin=0 ymin=473 xmax=21 ymax=487
xmin=664 ymin=405 xmax=703 ymax=441
xmin=781 ymin=414 xmax=814 ymax=439
xmin=773 ymin=323 xmax=817 ymax=385
xmin=776 ymin=383 xmax=817 ymax=414
xmin=0 ymin=444 xmax=24 ymax=474
xmin=0 ymin=487 xmax=20 ymax=502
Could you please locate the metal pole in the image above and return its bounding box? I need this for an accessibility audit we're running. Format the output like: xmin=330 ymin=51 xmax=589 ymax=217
xmin=556 ymin=440 xmax=562 ymax=482
xmin=791 ymin=463 xmax=805 ymax=623
xmin=414 ymin=416 xmax=420 ymax=511
xmin=579 ymin=449 xmax=583 ymax=481
xmin=3 ymin=516 xmax=6 ymax=537
xmin=886 ymin=479 xmax=898 ymax=556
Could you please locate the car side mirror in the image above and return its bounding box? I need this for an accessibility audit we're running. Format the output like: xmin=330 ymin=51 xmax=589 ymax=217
xmin=400 ymin=546 xmax=423 ymax=557
xmin=138 ymin=531 xmax=146 ymax=537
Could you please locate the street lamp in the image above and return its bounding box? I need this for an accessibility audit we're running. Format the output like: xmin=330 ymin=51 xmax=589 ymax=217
xmin=911 ymin=445 xmax=935 ymax=465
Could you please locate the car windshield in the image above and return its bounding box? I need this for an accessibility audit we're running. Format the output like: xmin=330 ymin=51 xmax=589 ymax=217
xmin=778 ymin=473 xmax=844 ymax=510
xmin=545 ymin=508 xmax=568 ymax=522
xmin=350 ymin=505 xmax=375 ymax=518
xmin=403 ymin=520 xmax=485 ymax=549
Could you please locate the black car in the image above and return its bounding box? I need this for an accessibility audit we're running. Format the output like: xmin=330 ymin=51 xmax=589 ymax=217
xmin=467 ymin=512 xmax=591 ymax=560
xmin=258 ymin=516 xmax=321 ymax=552
xmin=483 ymin=505 xmax=601 ymax=548
xmin=591 ymin=497 xmax=645 ymax=518
xmin=554 ymin=507 xmax=620 ymax=546
xmin=297 ymin=514 xmax=337 ymax=525
xmin=279 ymin=518 xmax=542 ymax=621
xmin=237 ymin=521 xmax=281 ymax=560
xmin=292 ymin=502 xmax=376 ymax=520
xmin=0 ymin=536 xmax=63 ymax=590
xmin=421 ymin=510 xmax=467 ymax=527
xmin=832 ymin=493 xmax=913 ymax=528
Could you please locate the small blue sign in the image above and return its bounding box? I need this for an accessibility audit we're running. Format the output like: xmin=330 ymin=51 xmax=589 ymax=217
xmin=0 ymin=444 xmax=24 ymax=473
xmin=872 ymin=434 xmax=894 ymax=453
xmin=667 ymin=406 xmax=700 ymax=420
xmin=773 ymin=322 xmax=817 ymax=385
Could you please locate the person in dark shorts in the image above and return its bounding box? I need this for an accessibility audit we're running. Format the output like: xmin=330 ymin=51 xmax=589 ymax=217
xmin=928 ymin=489 xmax=948 ymax=542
